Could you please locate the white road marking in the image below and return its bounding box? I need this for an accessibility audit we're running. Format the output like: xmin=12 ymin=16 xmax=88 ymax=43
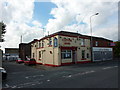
xmin=68 ymin=75 xmax=72 ymax=77
xmin=103 ymin=67 xmax=112 ymax=70
xmin=25 ymin=74 xmax=44 ymax=79
xmin=38 ymin=82 xmax=43 ymax=84
xmin=40 ymin=74 xmax=44 ymax=76
xmin=47 ymin=80 xmax=50 ymax=82
xmin=63 ymin=70 xmax=95 ymax=78
xmin=5 ymin=84 xmax=10 ymax=88
xmin=25 ymin=77 xmax=29 ymax=79
xmin=114 ymin=66 xmax=118 ymax=67
xmin=32 ymin=84 xmax=35 ymax=85
xmin=11 ymin=86 xmax=17 ymax=88
xmin=9 ymin=80 xmax=43 ymax=88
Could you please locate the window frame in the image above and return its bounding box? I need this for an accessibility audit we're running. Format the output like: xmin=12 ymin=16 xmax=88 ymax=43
xmin=39 ymin=42 xmax=41 ymax=48
xmin=33 ymin=53 xmax=34 ymax=58
xmin=82 ymin=50 xmax=85 ymax=59
xmin=49 ymin=38 xmax=52 ymax=46
xmin=54 ymin=37 xmax=58 ymax=47
xmin=95 ymin=41 xmax=98 ymax=46
xmin=81 ymin=38 xmax=85 ymax=46
xmin=42 ymin=41 xmax=44 ymax=47
xmin=61 ymin=50 xmax=72 ymax=59
xmin=39 ymin=51 xmax=41 ymax=59
xmin=87 ymin=53 xmax=89 ymax=58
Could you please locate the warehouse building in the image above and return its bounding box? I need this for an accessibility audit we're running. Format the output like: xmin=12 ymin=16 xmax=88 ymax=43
xmin=31 ymin=31 xmax=114 ymax=66
xmin=5 ymin=48 xmax=19 ymax=61
xmin=92 ymin=37 xmax=114 ymax=61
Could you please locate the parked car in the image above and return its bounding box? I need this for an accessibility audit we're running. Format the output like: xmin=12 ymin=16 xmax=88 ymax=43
xmin=24 ymin=58 xmax=36 ymax=65
xmin=0 ymin=67 xmax=7 ymax=80
xmin=16 ymin=58 xmax=24 ymax=64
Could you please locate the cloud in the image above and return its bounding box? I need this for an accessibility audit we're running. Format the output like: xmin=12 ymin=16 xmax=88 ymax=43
xmin=45 ymin=0 xmax=118 ymax=41
xmin=0 ymin=0 xmax=43 ymax=51
xmin=0 ymin=0 xmax=119 ymax=52
xmin=32 ymin=20 xmax=42 ymax=27
xmin=93 ymin=24 xmax=118 ymax=41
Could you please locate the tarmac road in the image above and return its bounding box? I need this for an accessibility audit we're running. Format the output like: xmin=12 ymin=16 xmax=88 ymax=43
xmin=2 ymin=60 xmax=119 ymax=88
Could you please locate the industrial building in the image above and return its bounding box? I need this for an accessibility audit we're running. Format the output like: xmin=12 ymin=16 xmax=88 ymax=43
xmin=92 ymin=37 xmax=114 ymax=61
xmin=5 ymin=48 xmax=19 ymax=61
xmin=19 ymin=43 xmax=31 ymax=60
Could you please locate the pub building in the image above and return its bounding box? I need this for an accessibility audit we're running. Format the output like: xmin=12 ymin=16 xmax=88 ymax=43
xmin=31 ymin=31 xmax=113 ymax=66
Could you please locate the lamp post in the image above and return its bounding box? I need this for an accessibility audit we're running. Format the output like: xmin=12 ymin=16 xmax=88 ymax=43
xmin=90 ymin=13 xmax=99 ymax=62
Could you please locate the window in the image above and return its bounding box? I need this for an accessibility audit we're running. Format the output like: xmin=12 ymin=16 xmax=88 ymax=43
xmin=82 ymin=50 xmax=85 ymax=59
xmin=39 ymin=42 xmax=41 ymax=48
xmin=39 ymin=51 xmax=41 ymax=58
xmin=87 ymin=53 xmax=89 ymax=58
xmin=54 ymin=38 xmax=58 ymax=47
xmin=108 ymin=42 xmax=110 ymax=46
xmin=49 ymin=38 xmax=52 ymax=45
xmin=33 ymin=53 xmax=34 ymax=58
xmin=37 ymin=42 xmax=39 ymax=48
xmin=95 ymin=41 xmax=98 ymax=46
xmin=42 ymin=41 xmax=44 ymax=47
xmin=61 ymin=50 xmax=72 ymax=59
xmin=81 ymin=39 xmax=85 ymax=46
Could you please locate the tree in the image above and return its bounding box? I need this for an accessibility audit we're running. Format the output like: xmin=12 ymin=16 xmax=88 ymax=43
xmin=113 ymin=41 xmax=120 ymax=58
xmin=0 ymin=22 xmax=6 ymax=42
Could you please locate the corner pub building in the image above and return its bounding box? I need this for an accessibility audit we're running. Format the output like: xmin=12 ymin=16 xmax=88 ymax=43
xmin=31 ymin=31 xmax=113 ymax=66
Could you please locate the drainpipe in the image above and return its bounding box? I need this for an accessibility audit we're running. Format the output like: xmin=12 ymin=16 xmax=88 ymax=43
xmin=53 ymin=44 xmax=54 ymax=65
xmin=35 ymin=45 xmax=37 ymax=61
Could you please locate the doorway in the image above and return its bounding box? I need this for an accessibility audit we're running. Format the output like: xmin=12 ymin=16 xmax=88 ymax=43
xmin=72 ymin=50 xmax=77 ymax=64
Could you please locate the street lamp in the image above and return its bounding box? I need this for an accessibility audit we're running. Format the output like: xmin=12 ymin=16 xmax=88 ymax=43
xmin=90 ymin=13 xmax=99 ymax=62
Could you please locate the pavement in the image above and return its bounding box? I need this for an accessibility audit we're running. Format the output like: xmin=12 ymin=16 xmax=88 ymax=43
xmin=1 ymin=59 xmax=119 ymax=88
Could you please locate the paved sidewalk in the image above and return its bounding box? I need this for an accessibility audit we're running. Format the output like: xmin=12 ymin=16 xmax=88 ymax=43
xmin=31 ymin=59 xmax=119 ymax=71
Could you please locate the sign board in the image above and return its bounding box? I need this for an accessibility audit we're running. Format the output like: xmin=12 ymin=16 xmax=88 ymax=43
xmin=62 ymin=38 xmax=72 ymax=45
xmin=93 ymin=47 xmax=112 ymax=51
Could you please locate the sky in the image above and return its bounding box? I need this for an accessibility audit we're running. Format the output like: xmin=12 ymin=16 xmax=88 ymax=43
xmin=0 ymin=0 xmax=119 ymax=52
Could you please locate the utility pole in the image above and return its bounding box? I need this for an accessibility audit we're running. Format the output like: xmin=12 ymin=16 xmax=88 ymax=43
xmin=48 ymin=31 xmax=49 ymax=36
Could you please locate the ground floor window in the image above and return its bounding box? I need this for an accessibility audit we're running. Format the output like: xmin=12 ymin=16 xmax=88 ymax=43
xmin=33 ymin=53 xmax=34 ymax=58
xmin=87 ymin=53 xmax=89 ymax=58
xmin=82 ymin=50 xmax=85 ymax=59
xmin=61 ymin=50 xmax=72 ymax=59
xmin=39 ymin=51 xmax=41 ymax=59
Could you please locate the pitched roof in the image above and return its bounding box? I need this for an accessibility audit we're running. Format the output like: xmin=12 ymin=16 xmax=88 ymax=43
xmin=30 ymin=31 xmax=113 ymax=43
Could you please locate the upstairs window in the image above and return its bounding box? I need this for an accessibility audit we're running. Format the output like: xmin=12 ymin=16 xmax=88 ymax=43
xmin=37 ymin=42 xmax=39 ymax=48
xmin=81 ymin=39 xmax=85 ymax=46
xmin=95 ymin=41 xmax=98 ymax=46
xmin=49 ymin=38 xmax=52 ymax=46
xmin=54 ymin=37 xmax=58 ymax=47
xmin=42 ymin=41 xmax=44 ymax=47
xmin=39 ymin=42 xmax=41 ymax=48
